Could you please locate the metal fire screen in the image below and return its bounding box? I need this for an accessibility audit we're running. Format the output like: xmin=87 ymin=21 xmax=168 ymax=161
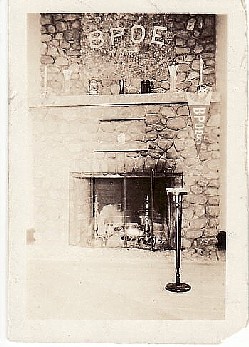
xmin=71 ymin=171 xmax=183 ymax=250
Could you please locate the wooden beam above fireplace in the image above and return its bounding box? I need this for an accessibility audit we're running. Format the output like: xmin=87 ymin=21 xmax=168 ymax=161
xmin=29 ymin=91 xmax=220 ymax=109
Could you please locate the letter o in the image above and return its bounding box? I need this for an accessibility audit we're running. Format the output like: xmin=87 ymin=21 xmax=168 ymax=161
xmin=130 ymin=24 xmax=146 ymax=44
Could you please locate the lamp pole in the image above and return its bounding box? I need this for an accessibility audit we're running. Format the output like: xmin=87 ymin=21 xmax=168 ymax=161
xmin=165 ymin=188 xmax=191 ymax=293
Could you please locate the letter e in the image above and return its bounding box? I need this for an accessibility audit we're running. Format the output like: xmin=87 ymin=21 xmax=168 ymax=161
xmin=151 ymin=26 xmax=167 ymax=46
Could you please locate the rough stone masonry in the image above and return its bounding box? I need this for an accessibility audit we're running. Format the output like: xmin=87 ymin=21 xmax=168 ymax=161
xmin=40 ymin=13 xmax=216 ymax=95
xmin=34 ymin=13 xmax=221 ymax=252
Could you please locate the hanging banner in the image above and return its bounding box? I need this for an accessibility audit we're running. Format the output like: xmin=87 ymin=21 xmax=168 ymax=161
xmin=186 ymin=88 xmax=212 ymax=154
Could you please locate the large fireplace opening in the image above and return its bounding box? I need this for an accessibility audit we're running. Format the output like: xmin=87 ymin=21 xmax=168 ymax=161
xmin=69 ymin=171 xmax=183 ymax=250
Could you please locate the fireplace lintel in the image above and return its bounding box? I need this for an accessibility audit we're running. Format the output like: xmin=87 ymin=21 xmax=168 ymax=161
xmin=71 ymin=171 xmax=183 ymax=179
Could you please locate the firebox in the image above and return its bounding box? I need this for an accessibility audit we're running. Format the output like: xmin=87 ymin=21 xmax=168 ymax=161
xmin=69 ymin=171 xmax=183 ymax=250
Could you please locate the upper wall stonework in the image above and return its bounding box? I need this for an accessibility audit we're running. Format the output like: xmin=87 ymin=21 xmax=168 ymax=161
xmin=40 ymin=13 xmax=216 ymax=95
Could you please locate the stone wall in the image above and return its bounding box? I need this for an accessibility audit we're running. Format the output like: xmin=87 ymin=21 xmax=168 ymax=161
xmin=40 ymin=13 xmax=216 ymax=95
xmin=32 ymin=13 xmax=221 ymax=251
xmin=32 ymin=102 xmax=220 ymax=248
xmin=95 ymin=103 xmax=221 ymax=247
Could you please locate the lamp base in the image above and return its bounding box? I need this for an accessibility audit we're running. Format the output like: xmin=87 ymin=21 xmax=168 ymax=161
xmin=165 ymin=282 xmax=191 ymax=293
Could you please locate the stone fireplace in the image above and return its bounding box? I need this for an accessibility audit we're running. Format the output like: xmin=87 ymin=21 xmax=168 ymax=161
xmin=63 ymin=99 xmax=222 ymax=250
xmin=27 ymin=13 xmax=226 ymax=253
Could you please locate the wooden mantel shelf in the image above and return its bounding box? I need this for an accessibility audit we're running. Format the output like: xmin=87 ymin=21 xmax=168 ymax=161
xmin=29 ymin=91 xmax=220 ymax=108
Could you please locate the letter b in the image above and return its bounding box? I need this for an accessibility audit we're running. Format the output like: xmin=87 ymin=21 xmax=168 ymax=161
xmin=88 ymin=30 xmax=104 ymax=48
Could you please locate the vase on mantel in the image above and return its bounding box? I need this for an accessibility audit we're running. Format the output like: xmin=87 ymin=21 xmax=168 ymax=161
xmin=110 ymin=83 xmax=120 ymax=95
xmin=168 ymin=64 xmax=178 ymax=92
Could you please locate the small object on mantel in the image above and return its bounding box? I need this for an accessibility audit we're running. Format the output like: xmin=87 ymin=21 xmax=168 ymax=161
xmin=168 ymin=63 xmax=178 ymax=92
xmin=119 ymin=79 xmax=125 ymax=94
xmin=110 ymin=82 xmax=120 ymax=95
xmin=141 ymin=80 xmax=153 ymax=94
xmin=88 ymin=79 xmax=99 ymax=95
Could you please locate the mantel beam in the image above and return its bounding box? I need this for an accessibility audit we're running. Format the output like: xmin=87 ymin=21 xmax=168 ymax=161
xmin=29 ymin=91 xmax=220 ymax=109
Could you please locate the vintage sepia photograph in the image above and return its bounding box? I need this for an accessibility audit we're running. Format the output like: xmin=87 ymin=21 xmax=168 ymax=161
xmin=7 ymin=0 xmax=248 ymax=344
xmin=27 ymin=11 xmax=226 ymax=320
